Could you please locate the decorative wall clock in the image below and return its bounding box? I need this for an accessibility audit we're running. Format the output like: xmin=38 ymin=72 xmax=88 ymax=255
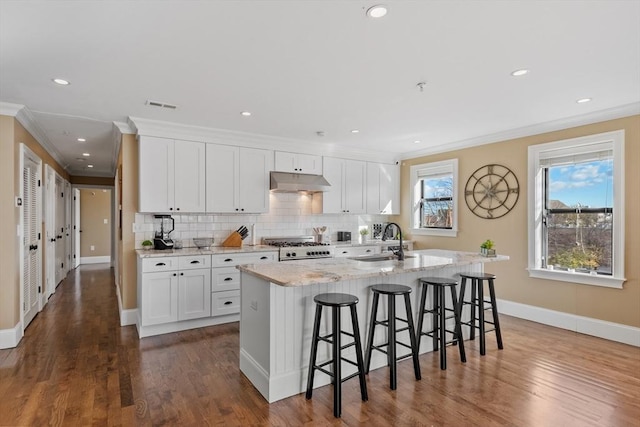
xmin=464 ymin=164 xmax=519 ymax=219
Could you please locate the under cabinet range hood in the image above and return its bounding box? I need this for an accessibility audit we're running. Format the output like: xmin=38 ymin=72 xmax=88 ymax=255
xmin=269 ymin=171 xmax=331 ymax=193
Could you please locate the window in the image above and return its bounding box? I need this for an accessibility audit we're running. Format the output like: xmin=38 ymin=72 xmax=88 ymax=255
xmin=410 ymin=159 xmax=458 ymax=237
xmin=528 ymin=130 xmax=625 ymax=288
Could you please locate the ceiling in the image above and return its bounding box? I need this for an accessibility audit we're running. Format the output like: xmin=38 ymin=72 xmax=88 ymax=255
xmin=1 ymin=1 xmax=639 ymax=178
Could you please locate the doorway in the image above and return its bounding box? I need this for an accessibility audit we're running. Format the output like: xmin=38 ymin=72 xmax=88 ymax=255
xmin=77 ymin=188 xmax=112 ymax=265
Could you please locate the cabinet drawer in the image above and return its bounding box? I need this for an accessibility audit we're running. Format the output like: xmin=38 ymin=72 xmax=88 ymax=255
xmin=178 ymin=255 xmax=211 ymax=270
xmin=212 ymin=267 xmax=240 ymax=291
xmin=211 ymin=251 xmax=277 ymax=267
xmin=211 ymin=290 xmax=240 ymax=317
xmin=141 ymin=257 xmax=179 ymax=272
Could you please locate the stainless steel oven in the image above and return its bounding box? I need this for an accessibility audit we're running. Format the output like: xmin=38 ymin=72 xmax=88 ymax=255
xmin=263 ymin=236 xmax=335 ymax=261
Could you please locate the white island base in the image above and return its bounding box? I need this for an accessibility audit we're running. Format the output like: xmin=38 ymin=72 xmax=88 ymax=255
xmin=238 ymin=250 xmax=507 ymax=403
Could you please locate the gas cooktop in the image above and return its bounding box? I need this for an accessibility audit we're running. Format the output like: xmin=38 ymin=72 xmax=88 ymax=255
xmin=263 ymin=236 xmax=334 ymax=261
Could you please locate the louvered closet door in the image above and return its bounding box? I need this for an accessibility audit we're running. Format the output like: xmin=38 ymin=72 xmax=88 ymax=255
xmin=23 ymin=163 xmax=40 ymax=327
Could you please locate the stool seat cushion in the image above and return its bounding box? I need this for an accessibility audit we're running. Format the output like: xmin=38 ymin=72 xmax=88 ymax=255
xmin=370 ymin=283 xmax=411 ymax=295
xmin=314 ymin=293 xmax=359 ymax=307
xmin=419 ymin=277 xmax=458 ymax=286
xmin=458 ymin=272 xmax=496 ymax=280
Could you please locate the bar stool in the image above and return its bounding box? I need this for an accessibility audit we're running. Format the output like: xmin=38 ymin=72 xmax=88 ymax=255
xmin=305 ymin=293 xmax=368 ymax=418
xmin=458 ymin=272 xmax=504 ymax=355
xmin=364 ymin=284 xmax=421 ymax=390
xmin=416 ymin=277 xmax=466 ymax=370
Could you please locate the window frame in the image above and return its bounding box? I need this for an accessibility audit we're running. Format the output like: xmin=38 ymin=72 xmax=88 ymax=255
xmin=527 ymin=130 xmax=625 ymax=288
xmin=410 ymin=159 xmax=458 ymax=237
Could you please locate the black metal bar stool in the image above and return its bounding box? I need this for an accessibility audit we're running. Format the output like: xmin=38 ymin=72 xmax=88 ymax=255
xmin=305 ymin=293 xmax=368 ymax=418
xmin=416 ymin=277 xmax=466 ymax=370
xmin=364 ymin=284 xmax=421 ymax=390
xmin=458 ymin=272 xmax=504 ymax=356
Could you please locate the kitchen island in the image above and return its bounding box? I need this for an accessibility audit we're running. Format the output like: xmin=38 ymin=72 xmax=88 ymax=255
xmin=237 ymin=249 xmax=508 ymax=402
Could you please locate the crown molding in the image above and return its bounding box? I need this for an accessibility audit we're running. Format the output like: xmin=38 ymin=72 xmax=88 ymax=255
xmin=399 ymin=102 xmax=640 ymax=160
xmin=113 ymin=120 xmax=135 ymax=134
xmin=0 ymin=101 xmax=24 ymax=116
xmin=13 ymin=106 xmax=69 ymax=169
xmin=128 ymin=116 xmax=398 ymax=164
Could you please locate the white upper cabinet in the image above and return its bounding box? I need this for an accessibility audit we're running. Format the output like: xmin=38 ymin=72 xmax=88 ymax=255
xmin=206 ymin=144 xmax=273 ymax=213
xmin=139 ymin=136 xmax=206 ymax=213
xmin=322 ymin=157 xmax=366 ymax=214
xmin=367 ymin=162 xmax=400 ymax=215
xmin=274 ymin=151 xmax=323 ymax=175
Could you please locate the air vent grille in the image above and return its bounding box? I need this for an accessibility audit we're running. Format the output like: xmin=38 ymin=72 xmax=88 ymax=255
xmin=145 ymin=100 xmax=177 ymax=110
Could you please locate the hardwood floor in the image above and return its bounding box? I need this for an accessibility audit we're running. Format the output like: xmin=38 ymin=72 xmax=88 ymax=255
xmin=1 ymin=265 xmax=639 ymax=426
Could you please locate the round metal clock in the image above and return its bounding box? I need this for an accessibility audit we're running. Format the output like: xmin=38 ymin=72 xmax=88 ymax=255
xmin=464 ymin=164 xmax=519 ymax=219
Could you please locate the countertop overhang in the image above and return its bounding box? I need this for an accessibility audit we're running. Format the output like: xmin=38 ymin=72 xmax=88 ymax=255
xmin=237 ymin=249 xmax=509 ymax=286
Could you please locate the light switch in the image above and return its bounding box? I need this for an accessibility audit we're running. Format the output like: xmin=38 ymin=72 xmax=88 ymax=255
xmin=90 ymin=245 xmax=95 ymax=251
xmin=104 ymin=218 xmax=108 ymax=224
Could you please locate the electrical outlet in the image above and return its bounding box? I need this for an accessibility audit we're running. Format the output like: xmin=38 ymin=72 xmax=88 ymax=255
xmin=90 ymin=245 xmax=95 ymax=251
xmin=103 ymin=218 xmax=108 ymax=224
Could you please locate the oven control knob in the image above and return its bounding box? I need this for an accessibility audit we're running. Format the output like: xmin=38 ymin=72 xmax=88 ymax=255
xmin=292 ymin=252 xmax=297 ymax=257
xmin=306 ymin=251 xmax=311 ymax=256
xmin=286 ymin=252 xmax=291 ymax=257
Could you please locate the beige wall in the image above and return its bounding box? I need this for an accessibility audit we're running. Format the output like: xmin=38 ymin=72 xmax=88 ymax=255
xmin=117 ymin=133 xmax=138 ymax=310
xmin=79 ymin=189 xmax=111 ymax=258
xmin=401 ymin=115 xmax=640 ymax=328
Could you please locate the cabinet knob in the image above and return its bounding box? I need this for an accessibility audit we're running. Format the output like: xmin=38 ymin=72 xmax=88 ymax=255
xmin=366 ymin=249 xmax=371 ymax=253
xmin=241 ymin=208 xmax=244 ymax=211
xmin=235 ymin=208 xmax=239 ymax=211
xmin=169 ymin=207 xmax=173 ymax=210
xmin=180 ymin=272 xmax=184 ymax=276
xmin=173 ymin=273 xmax=177 ymax=276
xmin=176 ymin=208 xmax=180 ymax=211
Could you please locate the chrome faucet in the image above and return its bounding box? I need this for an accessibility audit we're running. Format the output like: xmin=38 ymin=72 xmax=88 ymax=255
xmin=382 ymin=222 xmax=404 ymax=261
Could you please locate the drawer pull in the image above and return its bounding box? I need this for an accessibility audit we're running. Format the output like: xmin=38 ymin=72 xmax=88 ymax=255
xmin=366 ymin=249 xmax=372 ymax=253
xmin=155 ymin=262 xmax=166 ymax=266
xmin=224 ymin=301 xmax=233 ymax=305
xmin=190 ymin=260 xmax=200 ymax=264
xmin=224 ymin=277 xmax=233 ymax=281
xmin=224 ymin=258 xmax=233 ymax=262
xmin=342 ymin=251 xmax=348 ymax=254
xmin=260 ymin=256 xmax=268 ymax=260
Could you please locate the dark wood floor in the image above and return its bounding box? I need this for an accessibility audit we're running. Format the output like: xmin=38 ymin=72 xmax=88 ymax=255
xmin=1 ymin=265 xmax=639 ymax=426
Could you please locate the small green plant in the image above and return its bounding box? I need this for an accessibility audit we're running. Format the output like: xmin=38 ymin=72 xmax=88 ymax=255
xmin=359 ymin=228 xmax=369 ymax=236
xmin=480 ymin=239 xmax=494 ymax=250
xmin=141 ymin=239 xmax=153 ymax=247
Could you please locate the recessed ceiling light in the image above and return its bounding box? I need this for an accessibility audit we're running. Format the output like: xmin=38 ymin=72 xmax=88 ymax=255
xmin=87 ymin=164 xmax=94 ymax=168
xmin=77 ymin=138 xmax=86 ymax=142
xmin=511 ymin=69 xmax=529 ymax=77
xmin=351 ymin=129 xmax=360 ymax=134
xmin=52 ymin=78 xmax=70 ymax=85
xmin=576 ymin=98 xmax=592 ymax=104
xmin=366 ymin=5 xmax=388 ymax=18
xmin=414 ymin=140 xmax=421 ymax=144
xmin=240 ymin=111 xmax=252 ymax=116
xmin=82 ymin=153 xmax=90 ymax=157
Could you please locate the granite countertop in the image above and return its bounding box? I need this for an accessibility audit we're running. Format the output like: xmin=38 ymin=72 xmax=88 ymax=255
xmin=333 ymin=239 xmax=409 ymax=247
xmin=237 ymin=249 xmax=509 ymax=286
xmin=136 ymin=245 xmax=278 ymax=258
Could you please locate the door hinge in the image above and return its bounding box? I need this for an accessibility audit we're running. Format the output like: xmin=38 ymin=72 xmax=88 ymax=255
xmin=73 ymin=254 xmax=76 ymax=259
xmin=38 ymin=286 xmax=41 ymax=293
xmin=38 ymin=180 xmax=41 ymax=187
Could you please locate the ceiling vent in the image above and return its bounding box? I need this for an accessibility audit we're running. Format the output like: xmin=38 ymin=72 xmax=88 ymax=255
xmin=145 ymin=100 xmax=177 ymax=110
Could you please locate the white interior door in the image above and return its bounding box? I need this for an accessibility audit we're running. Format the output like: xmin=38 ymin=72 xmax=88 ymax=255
xmin=21 ymin=144 xmax=42 ymax=328
xmin=65 ymin=181 xmax=72 ymax=274
xmin=73 ymin=188 xmax=81 ymax=268
xmin=44 ymin=165 xmax=56 ymax=300
xmin=55 ymin=175 xmax=65 ymax=285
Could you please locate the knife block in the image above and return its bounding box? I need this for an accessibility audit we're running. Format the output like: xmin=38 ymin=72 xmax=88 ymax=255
xmin=222 ymin=231 xmax=243 ymax=248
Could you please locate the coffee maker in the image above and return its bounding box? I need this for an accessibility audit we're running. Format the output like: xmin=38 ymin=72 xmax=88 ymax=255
xmin=153 ymin=215 xmax=175 ymax=250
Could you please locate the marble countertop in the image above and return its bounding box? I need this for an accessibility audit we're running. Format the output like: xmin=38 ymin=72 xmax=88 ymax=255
xmin=333 ymin=239 xmax=409 ymax=247
xmin=137 ymin=245 xmax=278 ymax=258
xmin=237 ymin=249 xmax=509 ymax=286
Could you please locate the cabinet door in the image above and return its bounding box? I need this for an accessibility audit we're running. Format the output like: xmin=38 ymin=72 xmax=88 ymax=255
xmin=141 ymin=271 xmax=178 ymax=325
xmin=379 ymin=163 xmax=399 ymax=214
xmin=366 ymin=162 xmax=381 ymax=214
xmin=206 ymin=144 xmax=239 ymax=213
xmin=174 ymin=140 xmax=206 ymax=213
xmin=274 ymin=151 xmax=297 ymax=173
xmin=322 ymin=157 xmax=344 ymax=214
xmin=178 ymin=268 xmax=211 ymax=320
xmin=296 ymin=153 xmax=322 ymax=175
xmin=139 ymin=136 xmax=174 ymax=213
xmin=344 ymin=159 xmax=366 ymax=214
xmin=239 ymin=147 xmax=272 ymax=213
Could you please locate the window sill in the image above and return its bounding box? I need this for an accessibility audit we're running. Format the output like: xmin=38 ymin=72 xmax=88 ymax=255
xmin=528 ymin=268 xmax=625 ymax=289
xmin=411 ymin=228 xmax=458 ymax=237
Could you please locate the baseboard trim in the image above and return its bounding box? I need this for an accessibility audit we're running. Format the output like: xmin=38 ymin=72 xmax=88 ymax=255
xmin=115 ymin=283 xmax=137 ymax=327
xmin=0 ymin=322 xmax=23 ymax=349
xmin=497 ymin=299 xmax=640 ymax=347
xmin=80 ymin=256 xmax=111 ymax=265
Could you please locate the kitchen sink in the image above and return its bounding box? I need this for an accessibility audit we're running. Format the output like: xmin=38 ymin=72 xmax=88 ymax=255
xmin=347 ymin=254 xmax=415 ymax=262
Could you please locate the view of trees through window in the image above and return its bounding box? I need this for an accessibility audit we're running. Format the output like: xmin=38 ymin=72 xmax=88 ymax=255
xmin=421 ymin=175 xmax=453 ymax=228
xmin=545 ymin=159 xmax=613 ymax=274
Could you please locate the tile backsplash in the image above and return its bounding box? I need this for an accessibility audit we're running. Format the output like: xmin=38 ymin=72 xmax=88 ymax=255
xmin=134 ymin=192 xmax=391 ymax=248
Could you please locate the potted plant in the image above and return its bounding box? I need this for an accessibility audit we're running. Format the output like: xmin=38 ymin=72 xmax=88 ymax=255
xmin=359 ymin=228 xmax=369 ymax=244
xmin=141 ymin=239 xmax=154 ymax=250
xmin=480 ymin=239 xmax=496 ymax=257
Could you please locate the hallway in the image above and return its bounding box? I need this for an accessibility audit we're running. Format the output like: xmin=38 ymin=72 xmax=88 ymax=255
xmin=1 ymin=265 xmax=639 ymax=426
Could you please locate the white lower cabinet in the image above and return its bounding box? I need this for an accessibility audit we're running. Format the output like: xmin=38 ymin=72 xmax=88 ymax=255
xmin=140 ymin=271 xmax=179 ymax=326
xmin=211 ymin=290 xmax=241 ymax=317
xmin=178 ymin=269 xmax=212 ymax=321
